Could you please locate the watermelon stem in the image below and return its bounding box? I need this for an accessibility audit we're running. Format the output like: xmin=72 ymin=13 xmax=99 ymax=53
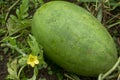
xmin=98 ymin=57 xmax=120 ymax=80
xmin=1 ymin=43 xmax=26 ymax=56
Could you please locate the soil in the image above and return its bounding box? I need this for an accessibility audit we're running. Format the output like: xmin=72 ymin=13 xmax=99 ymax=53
xmin=0 ymin=49 xmax=9 ymax=80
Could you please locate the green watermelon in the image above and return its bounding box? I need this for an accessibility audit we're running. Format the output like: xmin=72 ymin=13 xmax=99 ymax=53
xmin=32 ymin=1 xmax=117 ymax=77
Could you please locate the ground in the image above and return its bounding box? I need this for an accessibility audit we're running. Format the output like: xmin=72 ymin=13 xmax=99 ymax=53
xmin=0 ymin=0 xmax=120 ymax=80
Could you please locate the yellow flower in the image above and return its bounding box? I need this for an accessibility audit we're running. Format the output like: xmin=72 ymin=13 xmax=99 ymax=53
xmin=27 ymin=54 xmax=39 ymax=67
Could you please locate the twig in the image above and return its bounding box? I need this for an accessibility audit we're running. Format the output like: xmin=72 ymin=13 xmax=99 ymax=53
xmin=98 ymin=74 xmax=103 ymax=80
xmin=5 ymin=0 xmax=20 ymax=22
xmin=64 ymin=73 xmax=75 ymax=80
xmin=18 ymin=65 xmax=26 ymax=78
xmin=105 ymin=73 xmax=119 ymax=80
xmin=1 ymin=43 xmax=26 ymax=56
xmin=117 ymin=74 xmax=120 ymax=80
xmin=99 ymin=57 xmax=120 ymax=80
xmin=108 ymin=21 xmax=120 ymax=28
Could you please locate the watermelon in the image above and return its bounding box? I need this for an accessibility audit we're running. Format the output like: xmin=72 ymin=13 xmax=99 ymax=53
xmin=32 ymin=1 xmax=117 ymax=77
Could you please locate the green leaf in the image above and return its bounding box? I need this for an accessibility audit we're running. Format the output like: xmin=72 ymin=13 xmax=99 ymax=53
xmin=7 ymin=0 xmax=31 ymax=35
xmin=16 ymin=9 xmax=20 ymax=18
xmin=7 ymin=59 xmax=19 ymax=80
xmin=7 ymin=15 xmax=17 ymax=35
xmin=1 ymin=36 xmax=17 ymax=46
xmin=7 ymin=15 xmax=31 ymax=35
xmin=28 ymin=35 xmax=43 ymax=55
xmin=18 ymin=56 xmax=28 ymax=66
xmin=97 ymin=5 xmax=103 ymax=22
xmin=27 ymin=34 xmax=40 ymax=55
xmin=17 ymin=0 xmax=29 ymax=19
xmin=57 ymin=72 xmax=64 ymax=80
xmin=0 ymin=28 xmax=6 ymax=36
xmin=47 ymin=66 xmax=53 ymax=75
xmin=10 ymin=14 xmax=17 ymax=21
xmin=38 ymin=0 xmax=44 ymax=5
xmin=27 ymin=34 xmax=47 ymax=69
xmin=1 ymin=36 xmax=26 ymax=56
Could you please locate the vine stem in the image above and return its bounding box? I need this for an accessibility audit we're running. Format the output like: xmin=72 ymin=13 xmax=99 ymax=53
xmin=98 ymin=57 xmax=120 ymax=80
xmin=18 ymin=65 xmax=26 ymax=78
xmin=64 ymin=73 xmax=75 ymax=80
xmin=117 ymin=74 xmax=120 ymax=80
xmin=98 ymin=74 xmax=103 ymax=80
xmin=1 ymin=43 xmax=26 ymax=56
xmin=5 ymin=0 xmax=20 ymax=22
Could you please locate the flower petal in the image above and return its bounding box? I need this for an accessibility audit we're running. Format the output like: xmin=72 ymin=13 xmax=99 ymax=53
xmin=30 ymin=62 xmax=35 ymax=67
xmin=34 ymin=59 xmax=39 ymax=64
xmin=27 ymin=54 xmax=39 ymax=67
